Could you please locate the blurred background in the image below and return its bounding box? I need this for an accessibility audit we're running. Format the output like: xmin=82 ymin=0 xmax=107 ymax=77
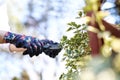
xmin=0 ymin=0 xmax=85 ymax=80
xmin=0 ymin=0 xmax=120 ymax=80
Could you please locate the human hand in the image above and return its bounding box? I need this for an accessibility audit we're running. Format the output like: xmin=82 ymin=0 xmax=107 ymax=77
xmin=24 ymin=39 xmax=62 ymax=58
xmin=9 ymin=44 xmax=27 ymax=53
xmin=22 ymin=37 xmax=44 ymax=57
xmin=4 ymin=32 xmax=62 ymax=57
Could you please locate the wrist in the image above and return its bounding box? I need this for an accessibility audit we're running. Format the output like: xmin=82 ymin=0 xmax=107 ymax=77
xmin=4 ymin=32 xmax=17 ymax=43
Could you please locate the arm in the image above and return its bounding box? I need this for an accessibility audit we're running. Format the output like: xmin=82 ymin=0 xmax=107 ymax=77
xmin=0 ymin=30 xmax=26 ymax=53
xmin=0 ymin=30 xmax=62 ymax=58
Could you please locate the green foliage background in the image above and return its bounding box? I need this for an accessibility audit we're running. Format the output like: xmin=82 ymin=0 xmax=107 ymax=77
xmin=59 ymin=0 xmax=120 ymax=80
xmin=59 ymin=11 xmax=91 ymax=80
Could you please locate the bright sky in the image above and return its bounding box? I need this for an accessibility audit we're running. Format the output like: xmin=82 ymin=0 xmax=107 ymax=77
xmin=0 ymin=2 xmax=10 ymax=31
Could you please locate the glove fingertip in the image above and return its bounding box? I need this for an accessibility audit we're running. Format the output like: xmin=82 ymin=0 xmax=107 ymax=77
xmin=23 ymin=50 xmax=28 ymax=55
xmin=29 ymin=54 xmax=34 ymax=57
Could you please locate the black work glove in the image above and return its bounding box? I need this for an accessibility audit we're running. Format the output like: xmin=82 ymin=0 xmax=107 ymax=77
xmin=22 ymin=38 xmax=43 ymax=57
xmin=41 ymin=40 xmax=62 ymax=58
xmin=23 ymin=39 xmax=62 ymax=58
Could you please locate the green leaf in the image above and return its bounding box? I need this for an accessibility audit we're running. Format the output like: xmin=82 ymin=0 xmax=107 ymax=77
xmin=68 ymin=22 xmax=78 ymax=27
xmin=62 ymin=36 xmax=67 ymax=41
xmin=67 ymin=27 xmax=73 ymax=31
xmin=78 ymin=11 xmax=83 ymax=17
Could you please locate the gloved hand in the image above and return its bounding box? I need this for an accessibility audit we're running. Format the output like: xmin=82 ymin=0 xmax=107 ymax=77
xmin=22 ymin=38 xmax=43 ymax=57
xmin=41 ymin=40 xmax=62 ymax=58
xmin=4 ymin=32 xmax=62 ymax=58
xmin=24 ymin=39 xmax=62 ymax=58
xmin=4 ymin=32 xmax=43 ymax=57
